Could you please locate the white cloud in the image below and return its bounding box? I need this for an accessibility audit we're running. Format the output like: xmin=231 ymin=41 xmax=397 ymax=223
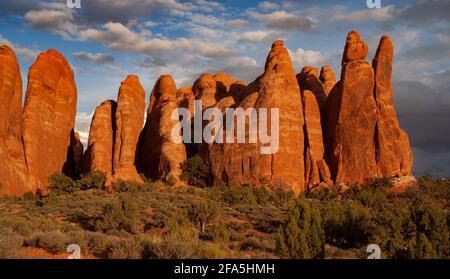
xmin=24 ymin=4 xmax=77 ymax=38
xmin=75 ymin=112 xmax=94 ymax=148
xmin=79 ymin=22 xmax=234 ymax=59
xmin=249 ymin=10 xmax=315 ymax=32
xmin=0 ymin=34 xmax=39 ymax=62
xmin=227 ymin=19 xmax=249 ymax=28
xmin=239 ymin=30 xmax=287 ymax=43
xmin=291 ymin=48 xmax=327 ymax=69
xmin=329 ymin=5 xmax=395 ymax=24
xmin=258 ymin=1 xmax=280 ymax=11
xmin=72 ymin=52 xmax=115 ymax=64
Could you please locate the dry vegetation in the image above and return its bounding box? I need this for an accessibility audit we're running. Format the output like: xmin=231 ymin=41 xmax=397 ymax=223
xmin=0 ymin=162 xmax=448 ymax=259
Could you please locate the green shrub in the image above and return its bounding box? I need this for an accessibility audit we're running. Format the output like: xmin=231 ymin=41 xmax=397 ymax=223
xmin=181 ymin=155 xmax=210 ymax=187
xmin=187 ymin=199 xmax=221 ymax=234
xmin=77 ymin=171 xmax=106 ymax=190
xmin=365 ymin=176 xmax=393 ymax=189
xmin=322 ymin=200 xmax=376 ymax=249
xmin=222 ymin=186 xmax=257 ymax=205
xmin=409 ymin=201 xmax=449 ymax=258
xmin=48 ymin=173 xmax=78 ymax=195
xmin=25 ymin=231 xmax=68 ymax=254
xmin=23 ymin=191 xmax=36 ymax=201
xmin=106 ymin=238 xmax=142 ymax=259
xmin=0 ymin=230 xmax=25 ymax=259
xmin=0 ymin=216 xmax=33 ymax=236
xmin=114 ymin=179 xmax=143 ymax=192
xmin=270 ymin=187 xmax=295 ymax=206
xmin=276 ymin=198 xmax=325 ymax=259
xmin=92 ymin=196 xmax=142 ymax=234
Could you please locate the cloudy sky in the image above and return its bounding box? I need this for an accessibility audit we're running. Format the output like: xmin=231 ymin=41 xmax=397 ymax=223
xmin=0 ymin=0 xmax=449 ymax=178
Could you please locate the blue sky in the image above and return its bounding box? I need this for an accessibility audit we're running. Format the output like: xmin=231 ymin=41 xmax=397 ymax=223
xmin=1 ymin=0 xmax=449 ymax=177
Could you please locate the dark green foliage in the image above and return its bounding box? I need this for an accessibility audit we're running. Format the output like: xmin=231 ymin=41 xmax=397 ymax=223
xmin=181 ymin=155 xmax=210 ymax=187
xmin=221 ymin=185 xmax=294 ymax=206
xmin=48 ymin=173 xmax=78 ymax=195
xmin=92 ymin=195 xmax=142 ymax=234
xmin=222 ymin=185 xmax=257 ymax=205
xmin=23 ymin=191 xmax=37 ymax=201
xmin=113 ymin=179 xmax=156 ymax=193
xmin=322 ymin=200 xmax=375 ymax=249
xmin=77 ymin=171 xmax=106 ymax=190
xmin=187 ymin=199 xmax=220 ymax=234
xmin=276 ymin=198 xmax=325 ymax=259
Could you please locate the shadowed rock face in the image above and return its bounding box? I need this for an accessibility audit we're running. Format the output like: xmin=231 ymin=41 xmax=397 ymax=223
xmin=113 ymin=75 xmax=145 ymax=183
xmin=22 ymin=49 xmax=77 ymax=194
xmin=0 ymin=45 xmax=28 ymax=196
xmin=297 ymin=66 xmax=328 ymax=110
xmin=373 ymin=36 xmax=413 ymax=177
xmin=63 ymin=130 xmax=84 ymax=180
xmin=82 ymin=100 xmax=117 ymax=191
xmin=303 ymin=90 xmax=332 ymax=189
xmin=138 ymin=75 xmax=187 ymax=183
xmin=319 ymin=65 xmax=336 ymax=95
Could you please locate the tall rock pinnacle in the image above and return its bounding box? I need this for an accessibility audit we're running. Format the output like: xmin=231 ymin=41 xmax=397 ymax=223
xmin=0 ymin=45 xmax=28 ymax=196
xmin=138 ymin=75 xmax=187 ymax=183
xmin=22 ymin=49 xmax=77 ymax=194
xmin=113 ymin=75 xmax=145 ymax=183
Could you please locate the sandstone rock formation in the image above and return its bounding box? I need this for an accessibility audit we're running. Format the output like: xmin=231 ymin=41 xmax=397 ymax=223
xmin=82 ymin=100 xmax=117 ymax=190
xmin=177 ymin=86 xmax=195 ymax=118
xmin=0 ymin=45 xmax=29 ymax=196
xmin=319 ymin=65 xmax=336 ymax=95
xmin=63 ymin=130 xmax=84 ymax=180
xmin=0 ymin=31 xmax=415 ymax=197
xmin=297 ymin=66 xmax=328 ymax=109
xmin=22 ymin=49 xmax=77 ymax=194
xmin=138 ymin=75 xmax=187 ymax=183
xmin=373 ymin=35 xmax=413 ymax=177
xmin=193 ymin=73 xmax=218 ymax=110
xmin=342 ymin=30 xmax=369 ymax=66
xmin=113 ymin=75 xmax=145 ymax=183
xmin=325 ymin=31 xmax=378 ymax=184
xmin=217 ymin=40 xmax=306 ymax=194
xmin=303 ymin=90 xmax=331 ymax=188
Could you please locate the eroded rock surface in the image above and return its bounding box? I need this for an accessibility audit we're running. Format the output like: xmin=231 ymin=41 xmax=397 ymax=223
xmin=22 ymin=49 xmax=77 ymax=194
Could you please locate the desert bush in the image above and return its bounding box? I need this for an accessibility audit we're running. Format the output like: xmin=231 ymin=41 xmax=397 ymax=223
xmin=114 ymin=179 xmax=143 ymax=192
xmin=0 ymin=230 xmax=24 ymax=259
xmin=365 ymin=176 xmax=394 ymax=189
xmin=409 ymin=201 xmax=449 ymax=258
xmin=352 ymin=187 xmax=388 ymax=208
xmin=270 ymin=187 xmax=295 ymax=206
xmin=306 ymin=184 xmax=342 ymax=201
xmin=0 ymin=216 xmax=33 ymax=236
xmin=77 ymin=171 xmax=106 ymax=190
xmin=222 ymin=185 xmax=257 ymax=205
xmin=181 ymin=155 xmax=210 ymax=187
xmin=48 ymin=173 xmax=78 ymax=195
xmin=105 ymin=237 xmax=142 ymax=259
xmin=25 ymin=231 xmax=68 ymax=254
xmin=322 ymin=200 xmax=375 ymax=249
xmin=23 ymin=191 xmax=37 ymax=201
xmin=276 ymin=198 xmax=325 ymax=259
xmin=187 ymin=199 xmax=221 ymax=234
xmin=92 ymin=195 xmax=142 ymax=234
